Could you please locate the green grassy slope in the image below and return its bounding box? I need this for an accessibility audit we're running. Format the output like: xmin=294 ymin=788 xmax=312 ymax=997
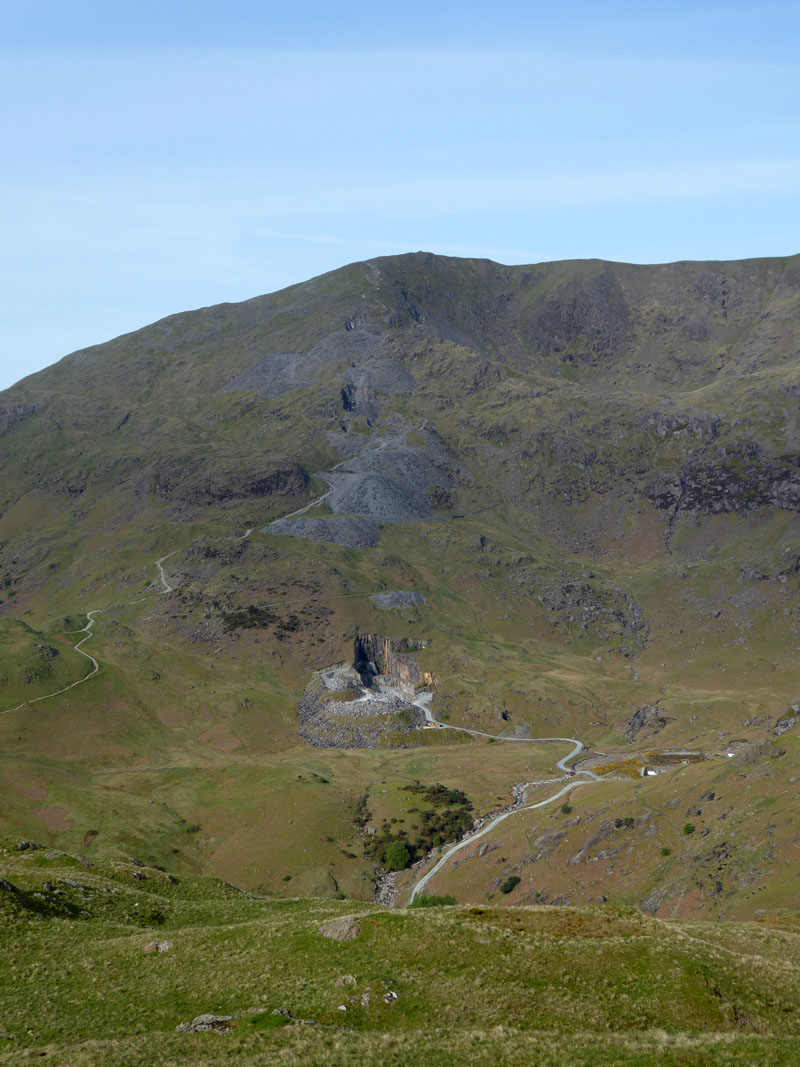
xmin=1 ymin=841 xmax=799 ymax=1066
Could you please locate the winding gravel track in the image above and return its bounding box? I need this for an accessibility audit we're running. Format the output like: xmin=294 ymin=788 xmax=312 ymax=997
xmin=274 ymin=456 xmax=351 ymax=522
xmin=0 ymin=609 xmax=105 ymax=718
xmin=408 ymin=694 xmax=601 ymax=903
xmin=155 ymin=552 xmax=176 ymax=593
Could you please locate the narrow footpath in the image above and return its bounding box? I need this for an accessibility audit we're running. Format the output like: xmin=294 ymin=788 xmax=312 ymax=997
xmin=0 ymin=553 xmax=177 ymax=718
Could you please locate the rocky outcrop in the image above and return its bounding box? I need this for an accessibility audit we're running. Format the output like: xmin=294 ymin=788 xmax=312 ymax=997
xmin=319 ymin=916 xmax=362 ymax=941
xmin=773 ymin=713 xmax=799 ymax=737
xmin=647 ymin=446 xmax=800 ymax=516
xmin=537 ymin=577 xmax=649 ymax=655
xmin=175 ymin=1014 xmax=234 ymax=1033
xmin=154 ymin=455 xmax=307 ymax=506
xmin=0 ymin=403 xmax=35 ymax=420
xmin=626 ymin=702 xmax=674 ymax=742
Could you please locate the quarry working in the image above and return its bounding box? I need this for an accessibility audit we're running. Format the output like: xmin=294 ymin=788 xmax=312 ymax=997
xmin=299 ymin=630 xmax=437 ymax=748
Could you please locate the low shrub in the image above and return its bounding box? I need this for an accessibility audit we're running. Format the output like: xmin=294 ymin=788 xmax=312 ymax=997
xmin=409 ymin=893 xmax=456 ymax=908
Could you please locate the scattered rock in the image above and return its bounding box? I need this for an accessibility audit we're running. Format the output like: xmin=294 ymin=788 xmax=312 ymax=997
xmin=319 ymin=916 xmax=362 ymax=941
xmin=267 ymin=515 xmax=381 ymax=549
xmin=740 ymin=564 xmax=769 ymax=582
xmin=361 ymin=993 xmax=371 ymax=1007
xmin=337 ymin=1004 xmax=348 ymax=1012
xmin=143 ymin=939 xmax=173 ymax=953
xmin=383 ymin=991 xmax=399 ymax=1004
xmin=370 ymin=591 xmax=426 ymax=610
xmin=773 ymin=716 xmax=799 ymax=737
xmin=335 ymin=974 xmax=357 ymax=986
xmin=175 ymin=1014 xmax=234 ymax=1033
xmin=373 ymin=870 xmax=398 ymax=906
xmin=626 ymin=702 xmax=675 ymax=742
xmin=640 ymin=887 xmax=670 ymax=914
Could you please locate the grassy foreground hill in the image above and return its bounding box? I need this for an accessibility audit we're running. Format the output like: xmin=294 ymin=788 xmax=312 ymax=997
xmin=0 ymin=251 xmax=799 ymax=922
xmin=1 ymin=841 xmax=800 ymax=1065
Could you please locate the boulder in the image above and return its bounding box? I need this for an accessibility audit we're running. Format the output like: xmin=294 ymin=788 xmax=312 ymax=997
xmin=142 ymin=939 xmax=173 ymax=953
xmin=319 ymin=916 xmax=362 ymax=941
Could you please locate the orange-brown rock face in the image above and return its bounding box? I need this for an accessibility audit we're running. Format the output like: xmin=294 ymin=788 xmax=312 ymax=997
xmin=353 ymin=632 xmax=436 ymax=692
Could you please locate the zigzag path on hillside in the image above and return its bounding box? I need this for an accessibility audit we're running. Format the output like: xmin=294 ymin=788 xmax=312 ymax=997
xmin=0 ymin=552 xmax=176 ymax=718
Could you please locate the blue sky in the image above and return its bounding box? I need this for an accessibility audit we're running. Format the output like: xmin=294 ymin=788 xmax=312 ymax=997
xmin=2 ymin=1 xmax=799 ymax=389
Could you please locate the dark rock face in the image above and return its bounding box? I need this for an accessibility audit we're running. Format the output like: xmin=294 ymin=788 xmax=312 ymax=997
xmin=154 ymin=456 xmax=307 ymax=506
xmin=339 ymin=359 xmax=415 ymax=421
xmin=647 ymin=446 xmax=800 ymax=516
xmin=526 ymin=265 xmax=634 ymax=364
xmin=0 ymin=403 xmax=35 ymax=420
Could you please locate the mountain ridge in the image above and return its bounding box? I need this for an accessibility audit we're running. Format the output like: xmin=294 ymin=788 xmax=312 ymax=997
xmin=0 ymin=250 xmax=798 ymax=921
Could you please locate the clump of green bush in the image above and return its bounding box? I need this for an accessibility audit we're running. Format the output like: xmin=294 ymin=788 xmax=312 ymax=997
xmin=362 ymin=781 xmax=476 ymax=870
xmin=385 ymin=840 xmax=412 ymax=871
xmin=409 ymin=893 xmax=456 ymax=908
xmin=499 ymin=875 xmax=521 ymax=894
